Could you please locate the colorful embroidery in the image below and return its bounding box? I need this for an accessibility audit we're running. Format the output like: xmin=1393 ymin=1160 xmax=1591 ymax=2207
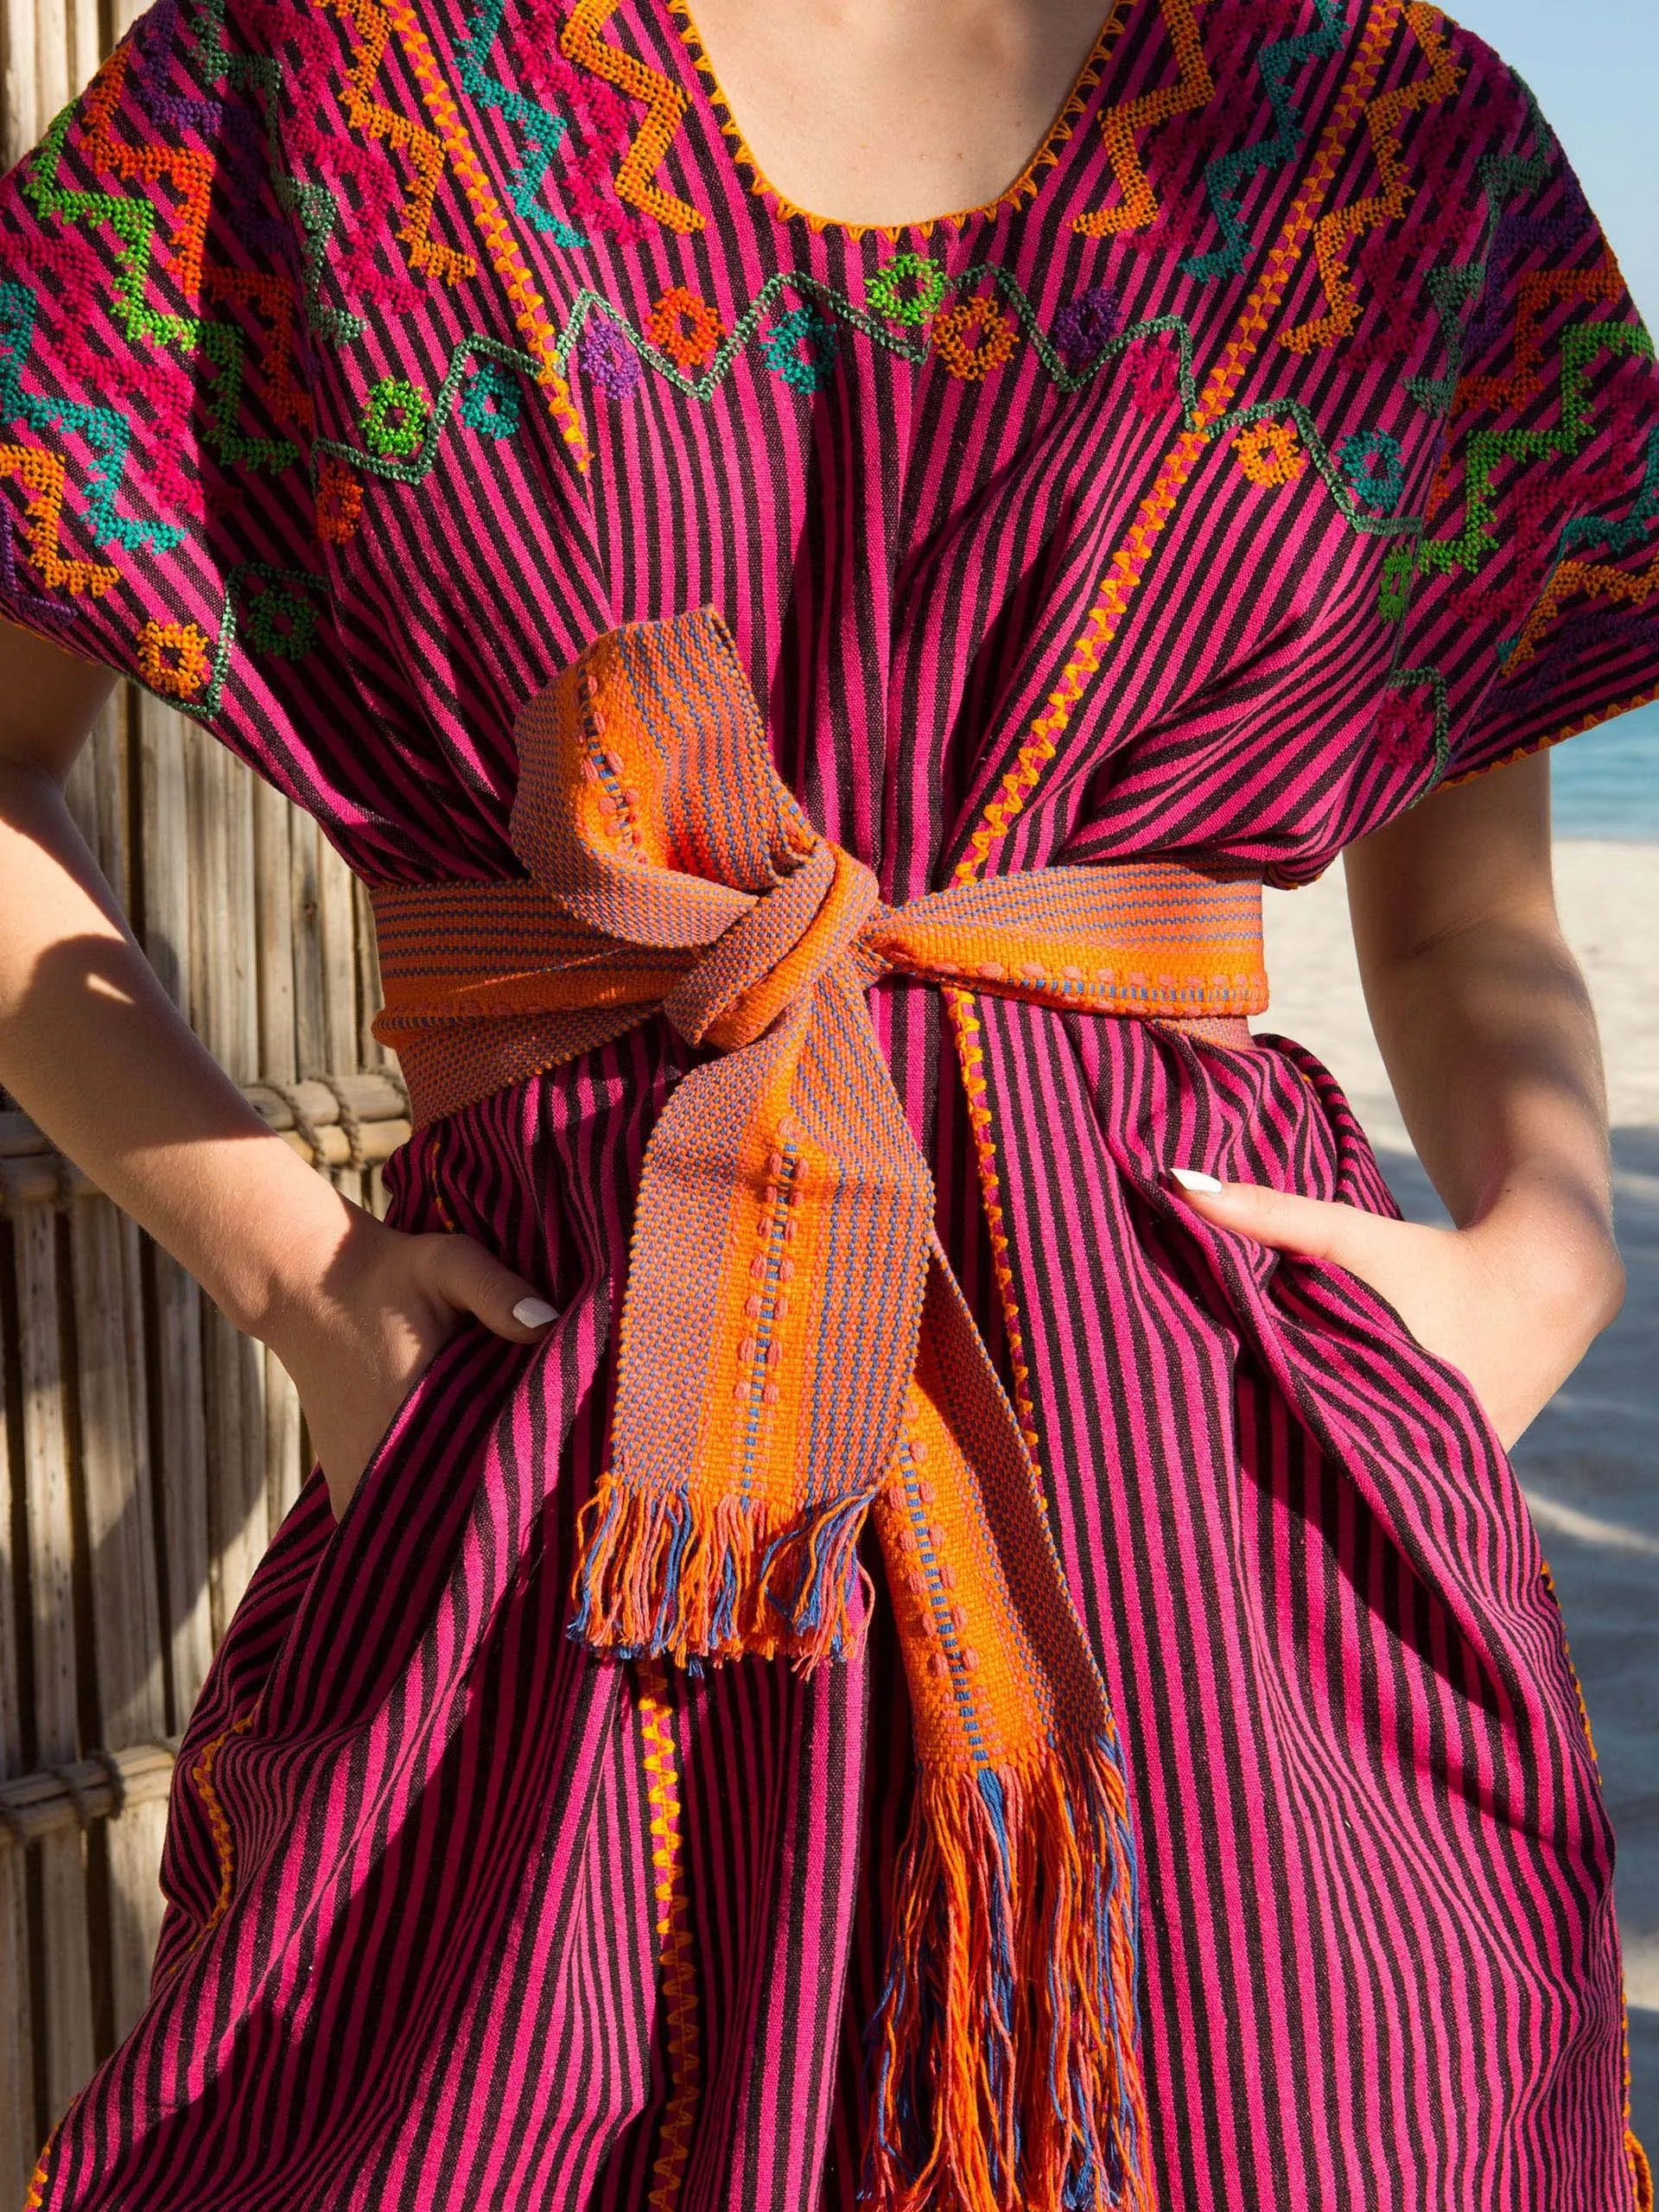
xmin=245 ymin=581 xmax=319 ymax=658
xmin=315 ymin=454 xmax=364 ymax=543
xmin=1184 ymin=0 xmax=1345 ymax=283
xmin=384 ymin=0 xmax=590 ymax=467
xmin=1279 ymin=2 xmax=1463 ymax=354
xmin=646 ymin=285 xmax=724 ymax=372
xmin=580 ymin=316 xmax=645 ymax=397
xmin=559 ymin=0 xmax=704 ymax=236
xmin=866 ymin=251 xmax=945 ymax=326
xmin=459 ymin=358 xmax=522 ymax=436
xmin=1235 ymin=416 xmax=1306 ymax=486
xmin=455 ymin=0 xmax=585 ymax=249
xmin=957 ymin=0 xmax=1404 ymax=884
xmin=0 ymin=442 xmax=122 ymax=594
xmin=931 ymin=296 xmax=1020 ymax=381
xmin=362 ymin=373 xmax=431 ymax=457
xmin=1054 ymin=283 xmax=1122 ymax=366
xmin=761 ymin=303 xmax=839 ymax=392
xmin=1340 ymin=427 xmax=1406 ymax=512
xmin=1073 ymin=0 xmax=1217 ymax=241
xmin=137 ymin=615 xmax=212 ymax=693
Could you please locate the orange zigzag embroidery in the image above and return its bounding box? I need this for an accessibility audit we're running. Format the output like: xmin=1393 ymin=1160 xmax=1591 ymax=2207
xmin=561 ymin=0 xmax=704 ymax=236
xmin=0 ymin=446 xmax=121 ymax=594
xmin=385 ymin=0 xmax=589 ymax=467
xmin=325 ymin=0 xmax=477 ymax=286
xmin=637 ymin=1659 xmax=701 ymax=2212
xmin=1280 ymin=0 xmax=1463 ymax=354
xmin=1505 ymin=545 xmax=1659 ymax=674
xmin=1072 ymin=0 xmax=1216 ymax=240
xmin=80 ymin=42 xmax=215 ymax=296
xmin=959 ymin=0 xmax=1407 ymax=887
xmin=1453 ymin=264 xmax=1626 ymax=418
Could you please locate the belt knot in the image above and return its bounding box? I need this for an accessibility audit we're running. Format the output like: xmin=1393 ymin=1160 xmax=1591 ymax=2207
xmin=367 ymin=606 xmax=1270 ymax=2212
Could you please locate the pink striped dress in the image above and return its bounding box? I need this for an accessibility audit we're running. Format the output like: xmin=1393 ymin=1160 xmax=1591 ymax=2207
xmin=1 ymin=0 xmax=1656 ymax=2202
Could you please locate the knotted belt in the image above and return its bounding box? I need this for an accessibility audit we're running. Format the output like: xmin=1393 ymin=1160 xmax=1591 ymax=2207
xmin=368 ymin=608 xmax=1268 ymax=2212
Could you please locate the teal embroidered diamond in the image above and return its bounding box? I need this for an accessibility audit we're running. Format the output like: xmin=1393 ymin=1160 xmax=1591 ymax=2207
xmin=763 ymin=305 xmax=840 ymax=394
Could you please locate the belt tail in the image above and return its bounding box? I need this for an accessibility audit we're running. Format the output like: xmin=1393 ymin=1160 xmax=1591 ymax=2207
xmin=864 ymin=1728 xmax=1153 ymax=2212
xmin=567 ymin=1472 xmax=880 ymax=1671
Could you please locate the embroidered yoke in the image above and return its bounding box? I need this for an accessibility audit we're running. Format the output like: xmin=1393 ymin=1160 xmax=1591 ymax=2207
xmin=0 ymin=0 xmax=1656 ymax=2206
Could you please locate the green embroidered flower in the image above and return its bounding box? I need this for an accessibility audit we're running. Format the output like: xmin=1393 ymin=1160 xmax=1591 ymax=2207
xmin=868 ymin=252 xmax=944 ymax=327
xmin=245 ymin=585 xmax=319 ymax=662
xmin=763 ymin=305 xmax=840 ymax=394
xmin=460 ymin=361 xmax=521 ymax=440
xmin=363 ymin=376 xmax=430 ymax=459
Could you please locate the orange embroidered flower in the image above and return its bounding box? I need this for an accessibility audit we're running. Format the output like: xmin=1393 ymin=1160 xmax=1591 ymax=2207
xmin=646 ymin=285 xmax=725 ymax=373
xmin=1234 ymin=418 xmax=1306 ymax=487
xmin=315 ymin=455 xmax=365 ymax=546
xmin=931 ymin=297 xmax=1020 ymax=381
xmin=137 ymin=618 xmax=211 ymax=697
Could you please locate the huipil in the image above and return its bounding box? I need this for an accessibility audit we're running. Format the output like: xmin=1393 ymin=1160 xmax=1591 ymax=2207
xmin=0 ymin=0 xmax=1655 ymax=2205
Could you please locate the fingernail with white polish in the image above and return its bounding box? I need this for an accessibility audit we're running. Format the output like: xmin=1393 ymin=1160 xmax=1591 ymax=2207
xmin=1169 ymin=1167 xmax=1225 ymax=1194
xmin=512 ymin=1297 xmax=558 ymax=1328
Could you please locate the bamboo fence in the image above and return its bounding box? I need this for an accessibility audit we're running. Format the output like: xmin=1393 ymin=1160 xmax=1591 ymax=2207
xmin=0 ymin=0 xmax=417 ymax=2179
xmin=0 ymin=649 xmax=405 ymax=2194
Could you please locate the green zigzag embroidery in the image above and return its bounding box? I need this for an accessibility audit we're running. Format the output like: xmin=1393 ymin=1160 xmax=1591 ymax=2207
xmin=1418 ymin=320 xmax=1655 ymax=577
xmin=1183 ymin=0 xmax=1345 ymax=285
xmin=20 ymin=99 xmax=299 ymax=486
xmin=310 ymin=276 xmax=1207 ymax=482
xmin=191 ymin=0 xmax=365 ymax=346
xmin=1408 ymin=84 xmax=1554 ymax=415
xmin=1204 ymin=397 xmax=1423 ymax=542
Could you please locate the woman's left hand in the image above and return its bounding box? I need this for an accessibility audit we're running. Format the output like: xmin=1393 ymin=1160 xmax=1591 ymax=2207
xmin=1166 ymin=1172 xmax=1625 ymax=1451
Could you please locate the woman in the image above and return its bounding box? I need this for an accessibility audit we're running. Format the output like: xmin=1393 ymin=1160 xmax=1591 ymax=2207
xmin=0 ymin=0 xmax=1653 ymax=2202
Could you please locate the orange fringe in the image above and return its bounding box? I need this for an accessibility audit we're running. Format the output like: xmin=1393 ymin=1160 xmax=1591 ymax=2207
xmin=865 ymin=1734 xmax=1154 ymax=2212
xmin=569 ymin=1474 xmax=874 ymax=1673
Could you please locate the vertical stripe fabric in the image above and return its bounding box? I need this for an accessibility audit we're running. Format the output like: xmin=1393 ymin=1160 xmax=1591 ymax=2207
xmin=1 ymin=0 xmax=1656 ymax=2202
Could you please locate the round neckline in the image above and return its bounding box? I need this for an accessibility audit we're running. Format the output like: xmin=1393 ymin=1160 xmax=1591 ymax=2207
xmin=664 ymin=0 xmax=1134 ymax=243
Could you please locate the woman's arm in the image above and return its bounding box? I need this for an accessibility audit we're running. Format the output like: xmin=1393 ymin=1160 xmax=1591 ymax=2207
xmin=0 ymin=616 xmax=556 ymax=1514
xmin=1171 ymin=749 xmax=1625 ymax=1448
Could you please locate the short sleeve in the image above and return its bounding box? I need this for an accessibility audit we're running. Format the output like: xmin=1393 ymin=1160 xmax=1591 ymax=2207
xmin=0 ymin=0 xmax=357 ymax=789
xmin=1400 ymin=45 xmax=1659 ymax=787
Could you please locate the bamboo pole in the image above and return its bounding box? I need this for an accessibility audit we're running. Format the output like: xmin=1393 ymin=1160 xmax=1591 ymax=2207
xmin=63 ymin=702 xmax=172 ymax=2037
xmin=188 ymin=740 xmax=264 ymax=1639
xmin=0 ymin=1223 xmax=38 ymax=2212
xmin=0 ymin=1743 xmax=181 ymax=1849
xmin=253 ymin=786 xmax=306 ymax=1529
xmin=16 ymin=1199 xmax=97 ymax=2120
xmin=0 ymin=1074 xmax=413 ymax=1201
xmin=137 ymin=696 xmax=213 ymax=1726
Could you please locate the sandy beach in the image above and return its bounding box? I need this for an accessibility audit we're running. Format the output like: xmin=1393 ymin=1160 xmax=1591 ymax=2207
xmin=1262 ymin=840 xmax=1659 ymax=2149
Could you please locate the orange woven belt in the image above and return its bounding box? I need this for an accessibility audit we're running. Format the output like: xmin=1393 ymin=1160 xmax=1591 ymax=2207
xmin=367 ymin=607 xmax=1268 ymax=2212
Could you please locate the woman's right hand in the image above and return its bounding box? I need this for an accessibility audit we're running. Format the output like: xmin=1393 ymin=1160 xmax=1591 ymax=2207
xmin=262 ymin=1198 xmax=557 ymax=1519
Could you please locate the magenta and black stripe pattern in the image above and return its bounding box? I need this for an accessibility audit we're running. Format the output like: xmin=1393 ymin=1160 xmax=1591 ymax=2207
xmin=2 ymin=0 xmax=1656 ymax=2202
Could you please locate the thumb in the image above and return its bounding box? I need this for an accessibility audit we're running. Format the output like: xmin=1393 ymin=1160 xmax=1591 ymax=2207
xmin=1166 ymin=1168 xmax=1380 ymax=1270
xmin=421 ymin=1233 xmax=558 ymax=1343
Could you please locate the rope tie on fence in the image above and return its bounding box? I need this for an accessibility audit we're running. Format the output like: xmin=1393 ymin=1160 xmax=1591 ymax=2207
xmin=266 ymin=1080 xmax=334 ymax=1181
xmin=47 ymin=1764 xmax=101 ymax=1834
xmin=86 ymin=1747 xmax=127 ymax=1821
xmin=306 ymin=1070 xmax=367 ymax=1174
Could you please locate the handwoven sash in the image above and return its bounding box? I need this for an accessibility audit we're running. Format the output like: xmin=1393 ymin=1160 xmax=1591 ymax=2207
xmin=368 ymin=608 xmax=1268 ymax=2212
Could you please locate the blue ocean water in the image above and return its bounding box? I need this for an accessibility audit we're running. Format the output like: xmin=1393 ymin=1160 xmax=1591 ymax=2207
xmin=1550 ymin=697 xmax=1659 ymax=839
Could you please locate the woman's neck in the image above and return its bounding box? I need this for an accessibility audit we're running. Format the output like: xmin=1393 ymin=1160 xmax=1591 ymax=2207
xmin=679 ymin=0 xmax=1119 ymax=227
